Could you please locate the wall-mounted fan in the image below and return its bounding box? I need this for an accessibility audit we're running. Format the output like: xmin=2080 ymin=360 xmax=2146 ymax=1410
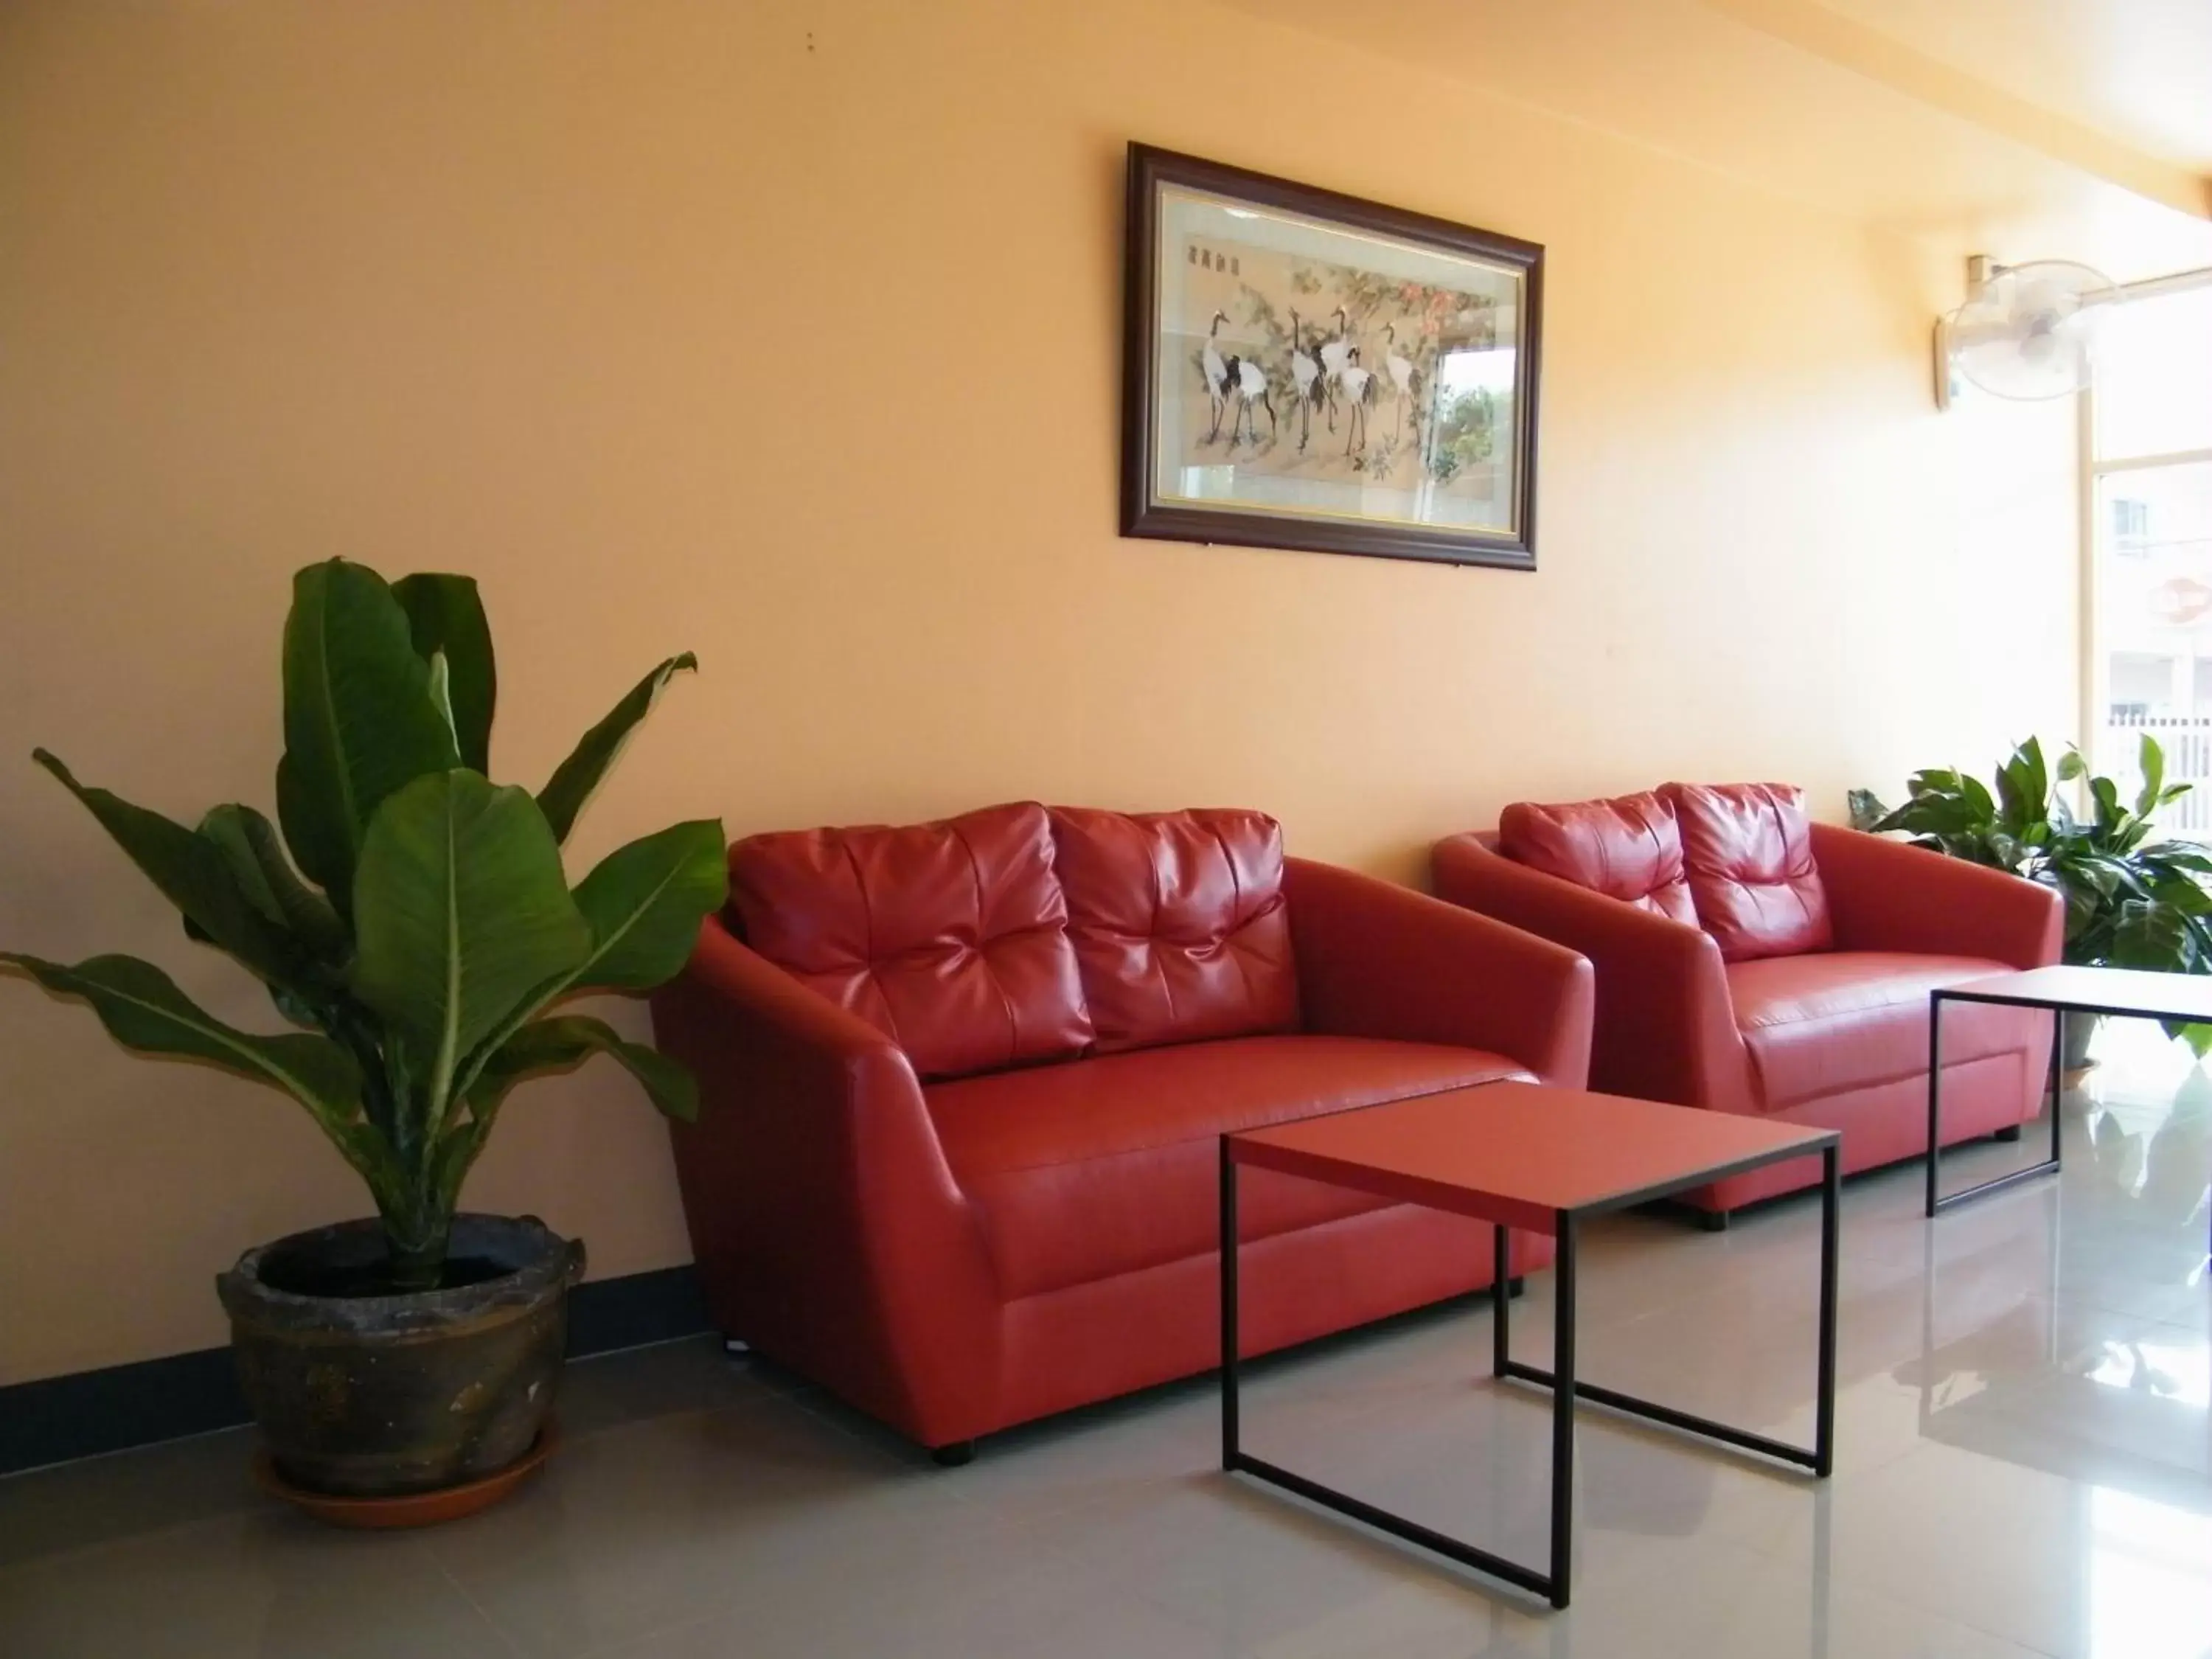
xmin=1935 ymin=254 xmax=2115 ymax=408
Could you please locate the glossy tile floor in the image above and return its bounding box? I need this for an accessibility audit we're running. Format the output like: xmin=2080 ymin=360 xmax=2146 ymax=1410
xmin=4 ymin=1029 xmax=2208 ymax=1658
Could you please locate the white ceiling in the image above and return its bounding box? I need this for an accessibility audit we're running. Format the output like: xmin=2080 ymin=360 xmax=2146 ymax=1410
xmin=1818 ymin=0 xmax=2212 ymax=173
xmin=1214 ymin=0 xmax=2212 ymax=282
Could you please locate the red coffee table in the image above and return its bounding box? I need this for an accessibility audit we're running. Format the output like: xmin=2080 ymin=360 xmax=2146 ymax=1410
xmin=1221 ymin=1081 xmax=1840 ymax=1610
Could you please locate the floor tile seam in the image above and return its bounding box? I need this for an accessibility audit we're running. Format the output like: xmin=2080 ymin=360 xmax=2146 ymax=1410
xmin=1810 ymin=1552 xmax=2079 ymax=1659
xmin=1728 ymin=1549 xmax=2075 ymax=1659
xmin=428 ymin=1554 xmax=532 ymax=1659
xmin=1707 ymin=1434 xmax=1939 ymax=1567
xmin=917 ymin=1451 xmax=1183 ymax=1530
xmin=1992 ymin=1307 xmax=2212 ymax=1372
xmin=1124 ymin=1566 xmax=1511 ymax=1652
xmin=2060 ymin=1281 xmax=2210 ymax=1327
xmin=1940 ymin=1390 xmax=2212 ymax=1487
xmin=947 ymin=1451 xmax=1228 ymax=1526
xmin=1767 ymin=1433 xmax=2135 ymax=1652
xmin=776 ymin=1387 xmax=962 ymax=1480
xmin=559 ymin=1390 xmax=788 ymax=1449
xmin=0 ymin=1503 xmax=275 ymax=1582
xmin=574 ymin=1503 xmax=1127 ymax=1658
xmin=1551 ymin=1527 xmax=2060 ymax=1658
xmin=563 ymin=1604 xmax=725 ymax=1659
xmin=726 ymin=1363 xmax=824 ymax=1402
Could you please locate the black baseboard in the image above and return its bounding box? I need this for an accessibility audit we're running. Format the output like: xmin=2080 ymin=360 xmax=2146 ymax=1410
xmin=565 ymin=1263 xmax=709 ymax=1357
xmin=0 ymin=1346 xmax=248 ymax=1481
xmin=0 ymin=1264 xmax=709 ymax=1478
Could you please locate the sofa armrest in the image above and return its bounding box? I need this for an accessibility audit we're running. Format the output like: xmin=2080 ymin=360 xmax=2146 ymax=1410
xmin=1810 ymin=824 xmax=2062 ymax=969
xmin=1284 ymin=857 xmax=1595 ymax=1086
xmin=1430 ymin=833 xmax=1751 ymax=1111
xmin=648 ymin=919 xmax=998 ymax=1444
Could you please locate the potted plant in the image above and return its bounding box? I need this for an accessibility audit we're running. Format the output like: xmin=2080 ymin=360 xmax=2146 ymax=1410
xmin=1851 ymin=734 xmax=2212 ymax=1068
xmin=1 ymin=560 xmax=726 ymax=1521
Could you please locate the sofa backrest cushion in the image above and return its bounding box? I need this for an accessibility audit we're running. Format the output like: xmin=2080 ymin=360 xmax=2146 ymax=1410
xmin=1660 ymin=782 xmax=1833 ymax=961
xmin=726 ymin=801 xmax=1094 ymax=1079
xmin=1496 ymin=790 xmax=1697 ymax=924
xmin=1046 ymin=806 xmax=1301 ymax=1053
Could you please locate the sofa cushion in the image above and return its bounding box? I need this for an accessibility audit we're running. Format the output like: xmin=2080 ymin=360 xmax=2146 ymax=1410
xmin=1663 ymin=782 xmax=1833 ymax=961
xmin=1046 ymin=807 xmax=1300 ymax=1053
xmin=928 ymin=1035 xmax=1528 ymax=1297
xmin=1729 ymin=951 xmax=2027 ymax=1109
xmin=1497 ymin=790 xmax=1697 ymax=923
xmin=726 ymin=801 xmax=1093 ymax=1080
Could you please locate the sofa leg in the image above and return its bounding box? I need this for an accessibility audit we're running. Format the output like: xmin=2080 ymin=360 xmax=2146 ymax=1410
xmin=1697 ymin=1209 xmax=1730 ymax=1234
xmin=1506 ymin=1275 xmax=1526 ymax=1300
xmin=721 ymin=1335 xmax=753 ymax=1357
xmin=1992 ymin=1124 xmax=2025 ymax=1143
xmin=930 ymin=1441 xmax=976 ymax=1468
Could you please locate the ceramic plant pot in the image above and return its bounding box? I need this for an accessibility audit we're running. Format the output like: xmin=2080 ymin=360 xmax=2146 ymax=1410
xmin=218 ymin=1213 xmax=583 ymax=1512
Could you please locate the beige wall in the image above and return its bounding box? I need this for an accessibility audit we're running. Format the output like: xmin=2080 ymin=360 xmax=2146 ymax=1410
xmin=0 ymin=0 xmax=2078 ymax=1384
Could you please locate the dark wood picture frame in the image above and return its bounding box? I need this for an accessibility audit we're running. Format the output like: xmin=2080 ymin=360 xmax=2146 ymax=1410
xmin=1120 ymin=143 xmax=1545 ymax=571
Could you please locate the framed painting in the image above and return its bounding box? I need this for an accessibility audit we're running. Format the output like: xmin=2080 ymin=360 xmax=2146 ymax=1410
xmin=1121 ymin=143 xmax=1544 ymax=571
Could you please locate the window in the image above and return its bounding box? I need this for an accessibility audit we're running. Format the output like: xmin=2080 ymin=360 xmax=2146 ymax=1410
xmin=2096 ymin=286 xmax=2212 ymax=461
xmin=2110 ymin=497 xmax=2149 ymax=552
xmin=2088 ymin=273 xmax=2212 ymax=835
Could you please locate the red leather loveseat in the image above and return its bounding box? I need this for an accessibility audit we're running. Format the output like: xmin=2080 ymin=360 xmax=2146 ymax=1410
xmin=652 ymin=801 xmax=1593 ymax=1458
xmin=1433 ymin=784 xmax=2062 ymax=1224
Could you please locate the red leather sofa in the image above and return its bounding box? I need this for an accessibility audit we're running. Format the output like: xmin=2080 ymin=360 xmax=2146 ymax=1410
xmin=651 ymin=801 xmax=1593 ymax=1458
xmin=1432 ymin=783 xmax=2063 ymax=1223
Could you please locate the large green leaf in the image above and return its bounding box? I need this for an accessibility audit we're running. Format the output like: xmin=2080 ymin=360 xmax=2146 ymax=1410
xmin=0 ymin=952 xmax=374 ymax=1157
xmin=349 ymin=770 xmax=591 ymax=1109
xmin=1910 ymin=795 xmax=1983 ymax=836
xmin=440 ymin=818 xmax=723 ymax=1118
xmin=430 ymin=1013 xmax=697 ymax=1215
xmin=2110 ymin=902 xmax=2188 ymax=967
xmin=392 ymin=573 xmax=496 ymax=773
xmin=277 ymin=560 xmax=462 ymax=905
xmin=1958 ymin=771 xmax=1997 ymax=826
xmin=2000 ymin=739 xmax=2044 ymax=836
xmin=569 ymin=819 xmax=727 ymax=992
xmin=2088 ymin=774 xmax=2123 ymax=831
xmin=1910 ymin=767 xmax=1965 ymax=796
xmin=2134 ymin=733 xmax=2166 ymax=820
xmin=537 ymin=654 xmax=697 ymax=845
xmin=2147 ymin=843 xmax=2212 ymax=877
xmin=465 ymin=1014 xmax=698 ymax=1122
xmin=198 ymin=803 xmax=348 ymax=964
xmin=2167 ymin=1020 xmax=2212 ymax=1059
xmin=32 ymin=751 xmax=305 ymax=990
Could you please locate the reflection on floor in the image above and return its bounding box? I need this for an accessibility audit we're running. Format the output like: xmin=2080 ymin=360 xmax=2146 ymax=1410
xmin=2 ymin=1023 xmax=2208 ymax=1658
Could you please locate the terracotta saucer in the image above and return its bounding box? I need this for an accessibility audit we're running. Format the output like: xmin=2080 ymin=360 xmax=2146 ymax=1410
xmin=254 ymin=1424 xmax=560 ymax=1528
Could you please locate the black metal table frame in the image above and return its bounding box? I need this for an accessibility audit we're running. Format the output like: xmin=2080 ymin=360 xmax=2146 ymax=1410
xmin=1218 ymin=1133 xmax=1840 ymax=1611
xmin=1925 ymin=987 xmax=2070 ymax=1217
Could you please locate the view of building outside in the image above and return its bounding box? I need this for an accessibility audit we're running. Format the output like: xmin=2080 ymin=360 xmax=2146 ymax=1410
xmin=2092 ymin=279 xmax=2212 ymax=833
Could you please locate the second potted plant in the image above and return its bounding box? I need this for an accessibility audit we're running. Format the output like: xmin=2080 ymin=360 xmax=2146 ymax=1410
xmin=1851 ymin=734 xmax=2212 ymax=1068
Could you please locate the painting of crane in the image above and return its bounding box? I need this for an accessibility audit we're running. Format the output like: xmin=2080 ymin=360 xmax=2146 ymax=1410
xmin=1125 ymin=143 xmax=1545 ymax=571
xmin=1286 ymin=309 xmax=1322 ymax=453
xmin=1175 ymin=246 xmax=1503 ymax=484
xmin=1382 ymin=323 xmax=1419 ymax=445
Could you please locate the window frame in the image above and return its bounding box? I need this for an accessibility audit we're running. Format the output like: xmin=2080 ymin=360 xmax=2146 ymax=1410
xmin=2078 ymin=265 xmax=2212 ymax=770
